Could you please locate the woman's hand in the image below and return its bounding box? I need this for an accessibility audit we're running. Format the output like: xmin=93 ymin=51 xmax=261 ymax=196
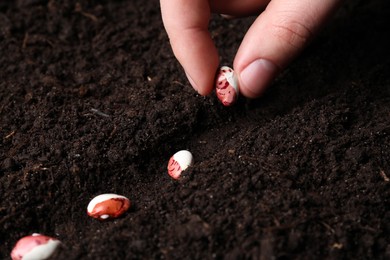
xmin=160 ymin=0 xmax=341 ymax=98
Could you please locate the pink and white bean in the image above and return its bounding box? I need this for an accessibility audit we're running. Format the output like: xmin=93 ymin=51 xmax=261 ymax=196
xmin=87 ymin=193 xmax=130 ymax=220
xmin=167 ymin=150 xmax=194 ymax=179
xmin=215 ymin=66 xmax=240 ymax=106
xmin=11 ymin=233 xmax=61 ymax=260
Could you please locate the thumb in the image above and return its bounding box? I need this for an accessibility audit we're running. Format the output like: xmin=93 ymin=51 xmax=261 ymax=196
xmin=234 ymin=0 xmax=341 ymax=98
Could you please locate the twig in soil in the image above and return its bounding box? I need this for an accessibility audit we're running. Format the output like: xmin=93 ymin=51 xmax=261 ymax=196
xmin=108 ymin=125 xmax=118 ymax=139
xmin=90 ymin=108 xmax=110 ymax=118
xmin=172 ymin=80 xmax=186 ymax=87
xmin=75 ymin=3 xmax=98 ymax=22
xmin=22 ymin=32 xmax=29 ymax=49
xmin=331 ymin=243 xmax=343 ymax=249
xmin=238 ymin=154 xmax=259 ymax=162
xmin=320 ymin=221 xmax=335 ymax=234
xmin=379 ymin=169 xmax=389 ymax=182
xmin=22 ymin=33 xmax=54 ymax=48
xmin=4 ymin=130 xmax=16 ymax=139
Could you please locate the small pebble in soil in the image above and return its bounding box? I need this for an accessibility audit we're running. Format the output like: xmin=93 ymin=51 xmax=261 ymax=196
xmin=87 ymin=193 xmax=131 ymax=220
xmin=167 ymin=150 xmax=194 ymax=179
xmin=11 ymin=233 xmax=61 ymax=260
xmin=215 ymin=66 xmax=240 ymax=106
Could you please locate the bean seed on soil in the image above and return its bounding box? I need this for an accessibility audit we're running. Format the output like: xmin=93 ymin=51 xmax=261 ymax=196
xmin=167 ymin=150 xmax=194 ymax=179
xmin=11 ymin=233 xmax=61 ymax=260
xmin=87 ymin=193 xmax=131 ymax=220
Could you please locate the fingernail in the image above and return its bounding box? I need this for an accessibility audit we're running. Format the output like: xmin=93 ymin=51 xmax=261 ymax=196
xmin=185 ymin=72 xmax=199 ymax=93
xmin=240 ymin=59 xmax=278 ymax=98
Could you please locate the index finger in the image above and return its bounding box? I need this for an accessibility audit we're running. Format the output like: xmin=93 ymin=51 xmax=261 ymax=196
xmin=160 ymin=0 xmax=219 ymax=95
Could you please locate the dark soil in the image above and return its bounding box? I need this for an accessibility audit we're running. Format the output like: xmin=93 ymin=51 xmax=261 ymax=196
xmin=1 ymin=0 xmax=389 ymax=259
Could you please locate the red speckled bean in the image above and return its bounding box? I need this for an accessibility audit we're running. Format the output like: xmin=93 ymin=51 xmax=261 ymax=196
xmin=87 ymin=194 xmax=130 ymax=220
xmin=167 ymin=150 xmax=194 ymax=179
xmin=215 ymin=66 xmax=240 ymax=106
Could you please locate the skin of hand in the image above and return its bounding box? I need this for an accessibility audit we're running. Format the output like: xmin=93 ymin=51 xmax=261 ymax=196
xmin=160 ymin=0 xmax=341 ymax=98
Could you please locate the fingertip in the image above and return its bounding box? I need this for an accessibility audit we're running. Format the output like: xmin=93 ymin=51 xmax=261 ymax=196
xmin=185 ymin=72 xmax=213 ymax=96
xmin=160 ymin=0 xmax=218 ymax=96
xmin=181 ymin=42 xmax=218 ymax=96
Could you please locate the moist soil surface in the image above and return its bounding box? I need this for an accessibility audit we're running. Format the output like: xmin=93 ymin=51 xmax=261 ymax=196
xmin=1 ymin=0 xmax=389 ymax=259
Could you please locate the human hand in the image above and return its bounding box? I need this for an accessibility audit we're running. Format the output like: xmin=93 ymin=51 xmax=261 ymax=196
xmin=160 ymin=0 xmax=341 ymax=98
